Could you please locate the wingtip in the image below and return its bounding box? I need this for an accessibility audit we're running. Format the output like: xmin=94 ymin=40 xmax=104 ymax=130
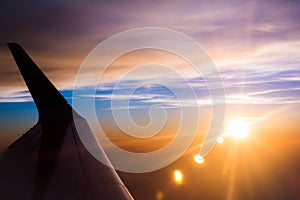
xmin=7 ymin=42 xmax=69 ymax=109
xmin=7 ymin=43 xmax=22 ymax=53
xmin=7 ymin=42 xmax=19 ymax=48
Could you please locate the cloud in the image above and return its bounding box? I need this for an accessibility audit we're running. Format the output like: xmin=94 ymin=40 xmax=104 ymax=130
xmin=68 ymin=63 xmax=300 ymax=110
xmin=0 ymin=90 xmax=32 ymax=102
xmin=0 ymin=0 xmax=299 ymax=108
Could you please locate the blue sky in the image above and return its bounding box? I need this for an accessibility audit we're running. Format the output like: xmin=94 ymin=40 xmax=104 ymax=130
xmin=0 ymin=0 xmax=300 ymax=149
xmin=1 ymin=2 xmax=300 ymax=199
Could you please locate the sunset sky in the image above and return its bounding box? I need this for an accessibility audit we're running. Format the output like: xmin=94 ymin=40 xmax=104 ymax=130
xmin=0 ymin=0 xmax=300 ymax=199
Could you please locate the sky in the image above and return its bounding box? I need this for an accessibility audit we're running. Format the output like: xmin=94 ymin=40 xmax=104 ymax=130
xmin=0 ymin=0 xmax=300 ymax=199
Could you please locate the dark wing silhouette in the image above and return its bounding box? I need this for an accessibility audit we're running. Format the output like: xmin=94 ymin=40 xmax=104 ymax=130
xmin=0 ymin=43 xmax=133 ymax=200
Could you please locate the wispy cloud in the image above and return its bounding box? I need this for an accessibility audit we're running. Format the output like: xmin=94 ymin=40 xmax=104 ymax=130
xmin=0 ymin=90 xmax=32 ymax=102
xmin=70 ymin=64 xmax=300 ymax=110
xmin=0 ymin=0 xmax=299 ymax=108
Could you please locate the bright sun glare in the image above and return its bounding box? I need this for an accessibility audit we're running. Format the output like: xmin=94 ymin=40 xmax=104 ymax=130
xmin=225 ymin=118 xmax=249 ymax=139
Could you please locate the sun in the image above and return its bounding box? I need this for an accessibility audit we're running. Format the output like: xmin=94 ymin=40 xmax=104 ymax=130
xmin=225 ymin=118 xmax=249 ymax=139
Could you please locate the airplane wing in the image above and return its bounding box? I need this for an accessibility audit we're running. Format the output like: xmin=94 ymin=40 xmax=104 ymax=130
xmin=0 ymin=43 xmax=133 ymax=200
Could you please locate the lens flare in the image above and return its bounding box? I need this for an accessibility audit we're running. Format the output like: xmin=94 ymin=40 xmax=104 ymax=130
xmin=217 ymin=136 xmax=224 ymax=144
xmin=193 ymin=154 xmax=205 ymax=164
xmin=173 ymin=170 xmax=183 ymax=184
xmin=156 ymin=190 xmax=164 ymax=200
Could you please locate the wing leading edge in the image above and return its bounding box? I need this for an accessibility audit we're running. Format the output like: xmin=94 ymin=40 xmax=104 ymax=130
xmin=0 ymin=43 xmax=133 ymax=200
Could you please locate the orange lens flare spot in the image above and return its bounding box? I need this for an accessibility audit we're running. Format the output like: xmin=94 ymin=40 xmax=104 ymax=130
xmin=173 ymin=170 xmax=183 ymax=184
